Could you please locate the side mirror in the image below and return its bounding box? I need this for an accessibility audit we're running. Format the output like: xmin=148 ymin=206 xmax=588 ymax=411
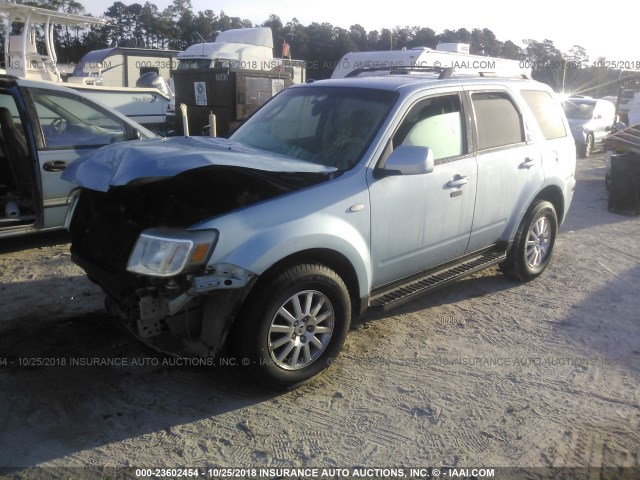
xmin=129 ymin=128 xmax=142 ymax=140
xmin=377 ymin=145 xmax=435 ymax=178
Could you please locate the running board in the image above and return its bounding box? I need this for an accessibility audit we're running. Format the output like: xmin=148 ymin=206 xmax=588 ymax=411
xmin=369 ymin=249 xmax=506 ymax=310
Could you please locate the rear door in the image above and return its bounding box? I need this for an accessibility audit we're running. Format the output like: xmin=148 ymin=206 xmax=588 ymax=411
xmin=465 ymin=87 xmax=544 ymax=252
xmin=0 ymin=88 xmax=40 ymax=232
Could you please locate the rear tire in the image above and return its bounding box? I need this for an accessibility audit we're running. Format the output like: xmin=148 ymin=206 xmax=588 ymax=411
xmin=500 ymin=200 xmax=558 ymax=282
xmin=239 ymin=263 xmax=351 ymax=390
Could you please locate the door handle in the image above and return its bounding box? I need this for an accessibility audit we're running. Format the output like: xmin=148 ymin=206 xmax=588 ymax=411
xmin=519 ymin=158 xmax=536 ymax=169
xmin=446 ymin=175 xmax=469 ymax=188
xmin=43 ymin=160 xmax=68 ymax=172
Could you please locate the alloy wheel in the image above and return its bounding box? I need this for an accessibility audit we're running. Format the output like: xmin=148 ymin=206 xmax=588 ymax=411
xmin=267 ymin=290 xmax=335 ymax=370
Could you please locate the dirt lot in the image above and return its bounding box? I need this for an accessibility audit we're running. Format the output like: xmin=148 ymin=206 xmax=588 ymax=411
xmin=0 ymin=153 xmax=638 ymax=478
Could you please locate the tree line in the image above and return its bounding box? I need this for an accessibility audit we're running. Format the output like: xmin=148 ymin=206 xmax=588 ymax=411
xmin=0 ymin=0 xmax=627 ymax=95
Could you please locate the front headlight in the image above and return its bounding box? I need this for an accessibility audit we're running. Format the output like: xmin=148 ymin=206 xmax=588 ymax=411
xmin=127 ymin=228 xmax=218 ymax=277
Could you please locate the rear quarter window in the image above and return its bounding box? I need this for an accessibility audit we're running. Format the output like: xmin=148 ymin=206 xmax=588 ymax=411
xmin=520 ymin=90 xmax=567 ymax=140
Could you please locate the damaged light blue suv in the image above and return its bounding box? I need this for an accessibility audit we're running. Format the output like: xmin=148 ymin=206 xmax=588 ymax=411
xmin=64 ymin=69 xmax=576 ymax=389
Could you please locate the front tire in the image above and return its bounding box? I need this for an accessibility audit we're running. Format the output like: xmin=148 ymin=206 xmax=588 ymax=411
xmin=240 ymin=264 xmax=351 ymax=390
xmin=500 ymin=200 xmax=558 ymax=282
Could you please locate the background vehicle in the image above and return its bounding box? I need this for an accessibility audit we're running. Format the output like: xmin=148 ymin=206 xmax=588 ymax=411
xmin=562 ymin=97 xmax=615 ymax=157
xmin=0 ymin=75 xmax=155 ymax=239
xmin=617 ymin=89 xmax=639 ymax=122
xmin=173 ymin=27 xmax=306 ymax=137
xmin=68 ymin=45 xmax=179 ymax=90
xmin=64 ymin=65 xmax=576 ymax=389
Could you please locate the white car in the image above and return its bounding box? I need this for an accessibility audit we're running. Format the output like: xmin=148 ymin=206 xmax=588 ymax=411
xmin=0 ymin=75 xmax=155 ymax=239
xmin=562 ymin=97 xmax=616 ymax=158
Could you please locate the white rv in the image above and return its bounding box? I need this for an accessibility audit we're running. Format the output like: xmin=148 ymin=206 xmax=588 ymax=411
xmin=332 ymin=44 xmax=529 ymax=79
xmin=68 ymin=45 xmax=179 ymax=90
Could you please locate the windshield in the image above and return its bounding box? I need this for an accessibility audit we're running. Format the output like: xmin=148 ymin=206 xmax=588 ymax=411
xmin=177 ymin=59 xmax=213 ymax=70
xmin=230 ymin=86 xmax=398 ymax=170
xmin=562 ymin=101 xmax=595 ymax=120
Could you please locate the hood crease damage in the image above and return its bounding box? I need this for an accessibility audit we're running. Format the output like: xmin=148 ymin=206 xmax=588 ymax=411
xmin=63 ymin=136 xmax=337 ymax=192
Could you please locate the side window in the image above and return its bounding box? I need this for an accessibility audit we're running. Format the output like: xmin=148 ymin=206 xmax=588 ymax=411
xmin=471 ymin=91 xmax=525 ymax=150
xmin=0 ymin=93 xmax=25 ymax=134
xmin=394 ymin=94 xmax=466 ymax=160
xmin=30 ymin=89 xmax=129 ymax=149
xmin=0 ymin=94 xmax=20 ymax=114
xmin=140 ymin=66 xmax=159 ymax=77
xmin=520 ymin=90 xmax=567 ymax=140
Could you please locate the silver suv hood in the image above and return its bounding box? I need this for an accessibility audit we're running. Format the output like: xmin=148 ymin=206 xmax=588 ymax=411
xmin=63 ymin=136 xmax=336 ymax=192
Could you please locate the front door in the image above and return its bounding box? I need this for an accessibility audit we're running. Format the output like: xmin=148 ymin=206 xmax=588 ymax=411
xmin=27 ymin=87 xmax=132 ymax=229
xmin=369 ymin=93 xmax=477 ymax=288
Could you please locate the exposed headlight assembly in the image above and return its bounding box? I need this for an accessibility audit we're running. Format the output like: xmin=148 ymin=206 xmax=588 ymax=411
xmin=127 ymin=228 xmax=218 ymax=277
xmin=64 ymin=190 xmax=81 ymax=231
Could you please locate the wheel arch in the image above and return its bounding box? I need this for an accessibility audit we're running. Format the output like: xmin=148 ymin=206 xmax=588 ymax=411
xmin=504 ymin=184 xmax=566 ymax=243
xmin=534 ymin=185 xmax=565 ymax=224
xmin=500 ymin=194 xmax=559 ymax=282
xmin=245 ymin=248 xmax=363 ymax=316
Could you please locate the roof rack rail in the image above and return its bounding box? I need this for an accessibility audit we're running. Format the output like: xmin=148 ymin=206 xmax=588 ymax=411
xmin=344 ymin=65 xmax=527 ymax=80
xmin=332 ymin=49 xmax=531 ymax=80
xmin=345 ymin=65 xmax=454 ymax=79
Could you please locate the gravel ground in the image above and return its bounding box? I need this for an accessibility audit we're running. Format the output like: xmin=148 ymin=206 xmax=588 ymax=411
xmin=0 ymin=153 xmax=638 ymax=478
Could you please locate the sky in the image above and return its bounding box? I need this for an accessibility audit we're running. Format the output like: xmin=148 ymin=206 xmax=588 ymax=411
xmin=85 ymin=0 xmax=637 ymax=64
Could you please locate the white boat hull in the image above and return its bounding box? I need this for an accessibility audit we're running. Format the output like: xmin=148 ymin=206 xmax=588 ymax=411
xmin=0 ymin=4 xmax=172 ymax=128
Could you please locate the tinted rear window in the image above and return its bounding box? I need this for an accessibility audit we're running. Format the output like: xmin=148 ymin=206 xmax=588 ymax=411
xmin=521 ymin=90 xmax=567 ymax=140
xmin=471 ymin=91 xmax=524 ymax=150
